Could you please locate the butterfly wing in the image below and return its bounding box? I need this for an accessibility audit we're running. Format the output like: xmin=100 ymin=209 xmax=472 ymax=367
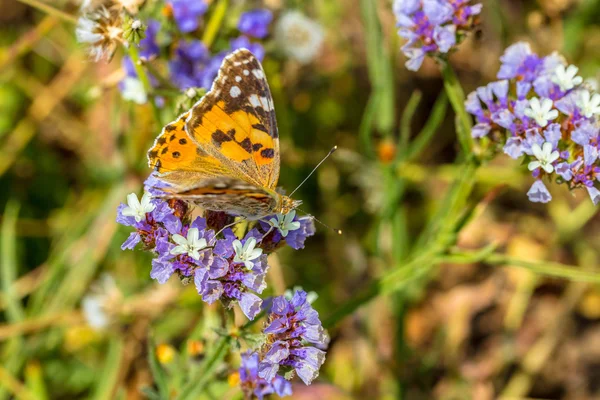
xmin=147 ymin=49 xmax=282 ymax=217
xmin=186 ymin=48 xmax=280 ymax=190
xmin=147 ymin=112 xmax=230 ymax=192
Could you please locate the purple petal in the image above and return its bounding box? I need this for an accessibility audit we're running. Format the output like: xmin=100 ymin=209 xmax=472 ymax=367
xmin=239 ymin=292 xmax=263 ymax=320
xmin=527 ymin=180 xmax=552 ymax=203
xmin=150 ymin=259 xmax=174 ymax=284
xmin=121 ymin=232 xmax=141 ymax=250
xmin=201 ymin=280 xmax=223 ymax=304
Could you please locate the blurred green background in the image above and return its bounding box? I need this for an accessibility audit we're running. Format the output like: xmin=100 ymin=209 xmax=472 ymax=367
xmin=2 ymin=0 xmax=600 ymax=399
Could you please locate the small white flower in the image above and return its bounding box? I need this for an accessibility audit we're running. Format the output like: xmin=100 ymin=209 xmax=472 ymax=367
xmin=528 ymin=142 xmax=560 ymax=173
xmin=268 ymin=210 xmax=301 ymax=238
xmin=275 ymin=11 xmax=324 ymax=64
xmin=576 ymin=90 xmax=600 ymax=118
xmin=82 ymin=274 xmax=121 ymax=330
xmin=551 ymin=64 xmax=583 ymax=91
xmin=120 ymin=77 xmax=147 ymax=104
xmin=185 ymin=88 xmax=197 ymax=98
xmin=170 ymin=228 xmax=207 ymax=260
xmin=121 ymin=192 xmax=155 ymax=222
xmin=233 ymin=237 xmax=263 ymax=270
xmin=524 ymin=97 xmax=558 ymax=127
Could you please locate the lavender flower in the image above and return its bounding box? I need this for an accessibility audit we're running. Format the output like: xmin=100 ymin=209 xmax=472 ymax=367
xmin=117 ymin=172 xmax=315 ymax=320
xmin=258 ymin=290 xmax=328 ymax=385
xmin=467 ymin=42 xmax=600 ymax=204
xmin=238 ymin=9 xmax=273 ymax=39
xmin=239 ymin=351 xmax=292 ymax=400
xmin=168 ymin=0 xmax=208 ymax=33
xmin=259 ymin=211 xmax=315 ymax=251
xmin=169 ymin=39 xmax=211 ymax=90
xmin=194 ymin=229 xmax=268 ymax=320
xmin=393 ymin=0 xmax=482 ymax=71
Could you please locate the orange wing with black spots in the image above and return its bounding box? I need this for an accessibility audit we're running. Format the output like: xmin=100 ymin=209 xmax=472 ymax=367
xmin=146 ymin=49 xmax=288 ymax=218
xmin=186 ymin=49 xmax=280 ymax=190
xmin=147 ymin=112 xmax=229 ymax=192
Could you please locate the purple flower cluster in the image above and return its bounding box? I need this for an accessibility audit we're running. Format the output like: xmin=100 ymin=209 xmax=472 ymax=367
xmin=239 ymin=351 xmax=292 ymax=400
xmin=167 ymin=0 xmax=208 ymax=33
xmin=257 ymin=290 xmax=328 ymax=385
xmin=466 ymin=42 xmax=600 ymax=204
xmin=116 ymin=175 xmax=316 ymax=320
xmin=394 ymin=0 xmax=482 ymax=71
xmin=118 ymin=8 xmax=273 ymax=98
xmin=238 ymin=9 xmax=273 ymax=39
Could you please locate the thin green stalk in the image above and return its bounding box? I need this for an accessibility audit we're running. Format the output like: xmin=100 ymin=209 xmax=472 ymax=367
xmin=325 ymin=160 xmax=479 ymax=328
xmin=16 ymin=0 xmax=77 ymax=24
xmin=405 ymin=92 xmax=448 ymax=161
xmin=202 ymin=0 xmax=229 ymax=48
xmin=176 ymin=336 xmax=231 ymax=400
xmin=440 ymin=62 xmax=473 ymax=155
xmin=441 ymin=251 xmax=600 ymax=283
xmin=127 ymin=43 xmax=163 ymax=125
xmin=1 ymin=201 xmax=25 ymax=323
xmin=399 ymin=91 xmax=422 ymax=159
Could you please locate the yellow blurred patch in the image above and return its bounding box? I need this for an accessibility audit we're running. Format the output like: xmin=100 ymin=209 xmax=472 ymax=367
xmin=228 ymin=372 xmax=241 ymax=387
xmin=186 ymin=339 xmax=204 ymax=356
xmin=156 ymin=343 xmax=176 ymax=364
xmin=578 ymin=290 xmax=600 ymax=319
xmin=64 ymin=326 xmax=101 ymax=352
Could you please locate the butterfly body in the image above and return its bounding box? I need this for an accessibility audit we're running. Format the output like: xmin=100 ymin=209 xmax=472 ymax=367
xmin=147 ymin=49 xmax=300 ymax=219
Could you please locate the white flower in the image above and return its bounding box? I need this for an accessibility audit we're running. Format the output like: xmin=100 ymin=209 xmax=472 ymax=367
xmin=233 ymin=237 xmax=263 ymax=270
xmin=275 ymin=11 xmax=324 ymax=64
xmin=82 ymin=274 xmax=121 ymax=330
xmin=551 ymin=64 xmax=583 ymax=91
xmin=75 ymin=7 xmax=122 ymax=61
xmin=524 ymin=97 xmax=558 ymax=127
xmin=576 ymin=90 xmax=600 ymax=118
xmin=268 ymin=210 xmax=301 ymax=238
xmin=121 ymin=192 xmax=155 ymax=222
xmin=170 ymin=228 xmax=207 ymax=260
xmin=528 ymin=142 xmax=559 ymax=173
xmin=120 ymin=77 xmax=147 ymax=104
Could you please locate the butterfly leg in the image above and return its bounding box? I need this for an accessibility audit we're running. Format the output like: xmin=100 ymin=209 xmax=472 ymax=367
xmin=211 ymin=219 xmax=247 ymax=244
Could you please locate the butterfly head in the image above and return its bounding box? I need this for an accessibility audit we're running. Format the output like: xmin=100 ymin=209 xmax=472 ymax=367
xmin=278 ymin=195 xmax=302 ymax=215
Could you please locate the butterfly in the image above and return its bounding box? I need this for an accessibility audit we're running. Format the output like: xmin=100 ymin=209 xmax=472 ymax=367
xmin=147 ymin=48 xmax=301 ymax=220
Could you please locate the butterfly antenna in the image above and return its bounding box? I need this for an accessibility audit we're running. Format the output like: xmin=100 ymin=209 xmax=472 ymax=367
xmin=297 ymin=207 xmax=342 ymax=235
xmin=289 ymin=146 xmax=338 ymax=197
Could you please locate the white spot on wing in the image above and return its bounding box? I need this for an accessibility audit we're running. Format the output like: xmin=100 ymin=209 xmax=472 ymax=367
xmin=235 ymin=76 xmax=242 ymax=82
xmin=234 ymin=62 xmax=242 ymax=66
xmin=230 ymin=86 xmax=241 ymax=98
xmin=260 ymin=96 xmax=274 ymax=111
xmin=252 ymin=69 xmax=264 ymax=79
xmin=243 ymin=70 xmax=250 ymax=76
xmin=249 ymin=94 xmax=261 ymax=108
xmin=242 ymin=59 xmax=250 ymax=64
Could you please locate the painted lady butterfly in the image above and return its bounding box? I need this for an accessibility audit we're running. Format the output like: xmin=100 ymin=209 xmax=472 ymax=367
xmin=147 ymin=49 xmax=301 ymax=219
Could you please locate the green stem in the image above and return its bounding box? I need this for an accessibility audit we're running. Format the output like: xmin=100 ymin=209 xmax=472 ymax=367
xmin=176 ymin=336 xmax=231 ymax=400
xmin=441 ymin=251 xmax=600 ymax=283
xmin=440 ymin=62 xmax=473 ymax=155
xmin=325 ymin=160 xmax=479 ymax=328
xmin=127 ymin=43 xmax=162 ymax=126
xmin=16 ymin=0 xmax=77 ymax=24
xmin=202 ymin=0 xmax=229 ymax=48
